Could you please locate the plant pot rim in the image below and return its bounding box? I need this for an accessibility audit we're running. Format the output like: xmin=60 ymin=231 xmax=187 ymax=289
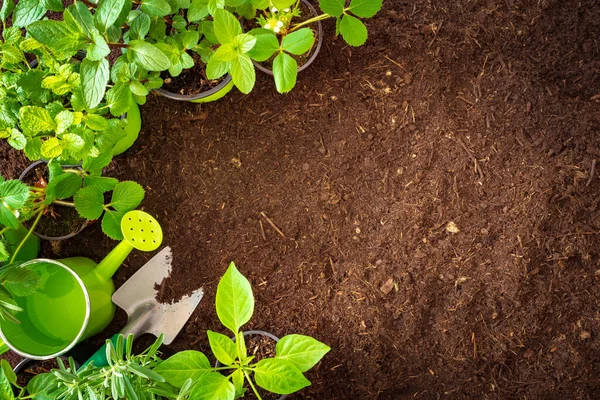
xmin=253 ymin=0 xmax=324 ymax=76
xmin=214 ymin=330 xmax=287 ymax=400
xmin=13 ymin=355 xmax=79 ymax=373
xmin=154 ymin=73 xmax=233 ymax=101
xmin=1 ymin=259 xmax=91 ymax=360
xmin=18 ymin=160 xmax=91 ymax=241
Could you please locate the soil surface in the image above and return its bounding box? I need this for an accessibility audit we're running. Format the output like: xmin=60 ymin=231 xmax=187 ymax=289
xmin=15 ymin=358 xmax=61 ymax=388
xmin=2 ymin=0 xmax=600 ymax=399
xmin=160 ymin=54 xmax=225 ymax=97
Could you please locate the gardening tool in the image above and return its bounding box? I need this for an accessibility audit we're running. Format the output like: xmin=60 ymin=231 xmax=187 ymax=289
xmin=82 ymin=246 xmax=204 ymax=368
xmin=0 ymin=210 xmax=163 ymax=360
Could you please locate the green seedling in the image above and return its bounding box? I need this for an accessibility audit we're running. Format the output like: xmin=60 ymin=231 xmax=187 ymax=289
xmin=156 ymin=263 xmax=330 ymax=400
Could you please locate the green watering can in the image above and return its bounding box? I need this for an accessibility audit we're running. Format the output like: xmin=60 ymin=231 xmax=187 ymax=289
xmin=0 ymin=210 xmax=162 ymax=360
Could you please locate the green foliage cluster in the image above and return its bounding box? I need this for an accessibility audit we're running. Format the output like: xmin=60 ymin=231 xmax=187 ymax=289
xmin=155 ymin=262 xmax=330 ymax=399
xmin=0 ymin=20 xmax=128 ymax=163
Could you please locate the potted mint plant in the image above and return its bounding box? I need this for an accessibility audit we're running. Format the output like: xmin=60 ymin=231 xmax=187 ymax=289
xmin=155 ymin=263 xmax=330 ymax=399
xmin=0 ymin=23 xmax=141 ymax=163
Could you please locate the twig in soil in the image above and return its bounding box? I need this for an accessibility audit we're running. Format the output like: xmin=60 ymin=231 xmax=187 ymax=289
xmin=384 ymin=55 xmax=406 ymax=70
xmin=259 ymin=220 xmax=266 ymax=241
xmin=455 ymin=137 xmax=484 ymax=179
xmin=586 ymin=159 xmax=596 ymax=187
xmin=260 ymin=212 xmax=285 ymax=238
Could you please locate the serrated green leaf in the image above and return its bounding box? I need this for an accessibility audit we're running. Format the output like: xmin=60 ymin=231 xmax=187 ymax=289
xmin=95 ymin=0 xmax=127 ymax=33
xmin=130 ymin=12 xmax=152 ymax=39
xmin=74 ymin=185 xmax=105 ymax=220
xmin=0 ymin=362 xmax=14 ymax=400
xmin=0 ymin=0 xmax=14 ymax=23
xmin=348 ymin=0 xmax=382 ymax=18
xmin=141 ymin=0 xmax=172 ymax=16
xmin=12 ymin=0 xmax=45 ymax=28
xmin=213 ymin=44 xmax=237 ymax=62
xmin=216 ymin=262 xmax=254 ymax=334
xmin=19 ymin=106 xmax=56 ymax=135
xmin=339 ymin=14 xmax=368 ymax=46
xmin=188 ymin=0 xmax=209 ymax=21
xmin=84 ymin=175 xmax=118 ymax=192
xmin=110 ymin=181 xmax=144 ymax=212
xmin=207 ymin=0 xmax=225 ymax=15
xmin=188 ymin=372 xmax=234 ymax=400
xmin=61 ymin=133 xmax=86 ymax=152
xmin=233 ymin=33 xmax=256 ymax=53
xmin=27 ymin=17 xmax=87 ymax=56
xmin=68 ymin=2 xmax=95 ymax=36
xmin=207 ymin=330 xmax=237 ymax=365
xmin=7 ymin=130 xmax=26 ymax=150
xmin=55 ymin=110 xmax=74 ymax=134
xmin=41 ymin=137 xmax=63 ymax=159
xmin=281 ymin=28 xmax=314 ymax=55
xmin=206 ymin=57 xmax=229 ymax=80
xmin=128 ymin=40 xmax=171 ymax=71
xmin=230 ymin=54 xmax=255 ymax=94
xmin=87 ymin=32 xmax=111 ymax=61
xmin=85 ymin=114 xmax=109 ymax=131
xmin=318 ymin=0 xmax=344 ymax=17
xmin=272 ymin=51 xmax=297 ymax=93
xmin=24 ymin=138 xmax=42 ymax=160
xmin=155 ymin=351 xmax=212 ymax=388
xmin=0 ymin=180 xmax=29 ymax=209
xmin=46 ymin=172 xmax=82 ymax=201
xmin=213 ymin=9 xmax=241 ymax=44
xmin=101 ymin=209 xmax=124 ymax=239
xmin=41 ymin=0 xmax=64 ymax=12
xmin=254 ymin=358 xmax=310 ymax=395
xmin=182 ymin=30 xmax=200 ymax=49
xmin=129 ymin=80 xmax=149 ymax=96
xmin=0 ymin=267 xmax=40 ymax=299
xmin=81 ymin=58 xmax=110 ymax=109
xmin=106 ymin=82 xmax=133 ymax=117
xmin=83 ymin=152 xmax=113 ymax=171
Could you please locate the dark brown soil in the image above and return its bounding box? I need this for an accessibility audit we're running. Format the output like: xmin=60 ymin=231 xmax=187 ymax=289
xmin=15 ymin=358 xmax=60 ymax=388
xmin=244 ymin=334 xmax=279 ymax=400
xmin=160 ymin=54 xmax=225 ymax=96
xmin=21 ymin=164 xmax=89 ymax=239
xmin=2 ymin=0 xmax=600 ymax=399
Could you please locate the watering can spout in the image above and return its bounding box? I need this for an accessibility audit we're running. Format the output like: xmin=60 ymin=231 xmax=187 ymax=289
xmin=96 ymin=211 xmax=163 ymax=281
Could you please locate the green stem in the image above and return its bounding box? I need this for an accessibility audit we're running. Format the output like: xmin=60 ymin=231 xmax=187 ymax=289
xmin=62 ymin=169 xmax=83 ymax=175
xmin=289 ymin=13 xmax=331 ymax=32
xmin=53 ymin=200 xmax=76 ymax=207
xmin=9 ymin=208 xmax=43 ymax=264
xmin=243 ymin=370 xmax=263 ymax=400
xmin=0 ymin=228 xmax=8 ymax=237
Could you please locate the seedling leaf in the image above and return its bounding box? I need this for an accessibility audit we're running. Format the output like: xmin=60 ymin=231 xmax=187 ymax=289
xmin=215 ymin=262 xmax=254 ymax=334
xmin=74 ymin=185 xmax=105 ymax=220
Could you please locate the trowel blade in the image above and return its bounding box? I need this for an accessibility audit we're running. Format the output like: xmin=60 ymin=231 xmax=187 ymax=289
xmin=112 ymin=246 xmax=203 ymax=344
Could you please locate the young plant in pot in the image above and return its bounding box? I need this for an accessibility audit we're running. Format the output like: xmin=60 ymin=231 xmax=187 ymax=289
xmin=3 ymin=155 xmax=145 ymax=243
xmin=0 ymin=22 xmax=138 ymax=163
xmin=242 ymin=0 xmax=384 ymax=93
xmin=155 ymin=263 xmax=330 ymax=400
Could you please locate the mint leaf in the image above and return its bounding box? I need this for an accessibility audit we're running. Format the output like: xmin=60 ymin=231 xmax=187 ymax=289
xmin=281 ymin=28 xmax=314 ymax=55
xmin=348 ymin=0 xmax=382 ymax=18
xmin=81 ymin=58 xmax=110 ymax=109
xmin=141 ymin=0 xmax=172 ymax=16
xmin=213 ymin=9 xmax=241 ymax=44
xmin=12 ymin=0 xmax=45 ymax=28
xmin=95 ymin=0 xmax=127 ymax=33
xmin=87 ymin=32 xmax=111 ymax=61
xmin=233 ymin=33 xmax=256 ymax=53
xmin=74 ymin=185 xmax=105 ymax=220
xmin=55 ymin=110 xmax=74 ymax=134
xmin=27 ymin=19 xmax=86 ymax=56
xmin=230 ymin=54 xmax=255 ymax=94
xmin=128 ymin=40 xmax=171 ymax=71
xmin=206 ymin=57 xmax=229 ymax=80
xmin=7 ymin=130 xmax=26 ymax=150
xmin=339 ymin=14 xmax=368 ymax=46
xmin=41 ymin=0 xmax=64 ymax=12
xmin=272 ymin=52 xmax=297 ymax=93
xmin=106 ymin=82 xmax=133 ymax=117
xmin=188 ymin=0 xmax=209 ymax=22
xmin=61 ymin=133 xmax=86 ymax=152
xmin=318 ymin=0 xmax=344 ymax=17
xmin=0 ymin=0 xmax=14 ymax=23
xmin=110 ymin=181 xmax=144 ymax=212
xmin=68 ymin=2 xmax=95 ymax=36
xmin=41 ymin=137 xmax=63 ymax=159
xmin=216 ymin=262 xmax=254 ymax=334
xmin=19 ymin=106 xmax=56 ymax=135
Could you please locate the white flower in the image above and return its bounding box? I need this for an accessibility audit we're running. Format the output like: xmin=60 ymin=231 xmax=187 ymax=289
xmin=284 ymin=8 xmax=290 ymax=12
xmin=274 ymin=26 xmax=281 ymax=33
xmin=264 ymin=22 xmax=272 ymax=29
xmin=271 ymin=7 xmax=278 ymax=12
xmin=276 ymin=21 xmax=284 ymax=28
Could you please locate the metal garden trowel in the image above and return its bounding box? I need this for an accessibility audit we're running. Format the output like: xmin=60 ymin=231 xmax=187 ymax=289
xmin=81 ymin=246 xmax=203 ymax=367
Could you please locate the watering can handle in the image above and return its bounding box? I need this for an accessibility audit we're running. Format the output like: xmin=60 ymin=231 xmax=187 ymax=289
xmin=80 ymin=333 xmax=121 ymax=369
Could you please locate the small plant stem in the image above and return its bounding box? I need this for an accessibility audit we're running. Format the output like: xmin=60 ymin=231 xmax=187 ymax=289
xmin=289 ymin=13 xmax=331 ymax=32
xmin=62 ymin=169 xmax=83 ymax=175
xmin=9 ymin=209 xmax=43 ymax=264
xmin=53 ymin=200 xmax=76 ymax=207
xmin=0 ymin=227 xmax=8 ymax=236
xmin=243 ymin=370 xmax=263 ymax=400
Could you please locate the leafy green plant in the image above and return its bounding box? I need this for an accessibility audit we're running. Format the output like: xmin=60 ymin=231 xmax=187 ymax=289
xmin=0 ymin=334 xmax=180 ymax=400
xmin=0 ymin=21 xmax=128 ymax=163
xmin=155 ymin=262 xmax=330 ymax=399
xmin=0 ymin=157 xmax=145 ymax=252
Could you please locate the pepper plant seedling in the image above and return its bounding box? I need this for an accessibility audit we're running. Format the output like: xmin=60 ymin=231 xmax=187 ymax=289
xmin=155 ymin=262 xmax=330 ymax=399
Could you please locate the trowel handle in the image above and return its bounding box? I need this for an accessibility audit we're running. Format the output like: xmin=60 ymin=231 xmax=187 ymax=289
xmin=80 ymin=333 xmax=122 ymax=369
